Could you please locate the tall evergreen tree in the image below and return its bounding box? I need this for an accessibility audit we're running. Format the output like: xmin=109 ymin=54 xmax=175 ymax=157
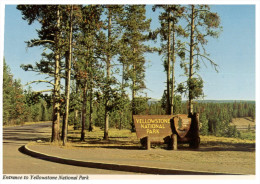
xmin=177 ymin=5 xmax=221 ymax=115
xmin=152 ymin=5 xmax=186 ymax=115
xmin=17 ymin=5 xmax=70 ymax=141
xmin=3 ymin=59 xmax=27 ymax=125
xmin=188 ymin=5 xmax=221 ymax=115
xmin=73 ymin=5 xmax=103 ymax=141
xmin=3 ymin=58 xmax=13 ymax=125
xmin=62 ymin=5 xmax=74 ymax=146
xmin=120 ymin=5 xmax=152 ymax=131
xmin=99 ymin=5 xmax=124 ymax=140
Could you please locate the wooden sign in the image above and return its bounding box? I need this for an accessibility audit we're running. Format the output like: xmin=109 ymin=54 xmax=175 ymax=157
xmin=133 ymin=114 xmax=192 ymax=139
xmin=133 ymin=114 xmax=196 ymax=150
xmin=133 ymin=115 xmax=174 ymax=139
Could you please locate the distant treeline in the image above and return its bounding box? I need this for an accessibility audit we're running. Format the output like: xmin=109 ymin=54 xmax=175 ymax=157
xmin=197 ymin=102 xmax=255 ymax=137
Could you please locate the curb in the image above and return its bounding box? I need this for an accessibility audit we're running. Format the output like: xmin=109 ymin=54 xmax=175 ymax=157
xmin=20 ymin=144 xmax=239 ymax=175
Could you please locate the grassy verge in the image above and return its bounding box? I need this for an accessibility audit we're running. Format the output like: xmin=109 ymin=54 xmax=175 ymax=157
xmin=19 ymin=122 xmax=254 ymax=150
xmin=32 ymin=125 xmax=254 ymax=150
xmin=3 ymin=121 xmax=51 ymax=127
xmin=200 ymin=135 xmax=255 ymax=145
xmin=239 ymin=130 xmax=255 ymax=140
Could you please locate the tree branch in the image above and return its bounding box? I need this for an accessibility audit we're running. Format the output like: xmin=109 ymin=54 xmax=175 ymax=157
xmin=26 ymin=80 xmax=55 ymax=86
xmin=26 ymin=40 xmax=55 ymax=47
xmin=34 ymin=89 xmax=53 ymax=93
xmin=193 ymin=53 xmax=219 ymax=72
xmin=194 ymin=9 xmax=211 ymax=16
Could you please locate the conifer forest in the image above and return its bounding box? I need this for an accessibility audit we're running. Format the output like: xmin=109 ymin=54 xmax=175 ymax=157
xmin=3 ymin=5 xmax=255 ymax=144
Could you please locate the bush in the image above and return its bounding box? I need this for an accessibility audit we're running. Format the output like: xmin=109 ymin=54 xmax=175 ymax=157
xmin=226 ymin=125 xmax=241 ymax=138
xmin=200 ymin=113 xmax=208 ymax=135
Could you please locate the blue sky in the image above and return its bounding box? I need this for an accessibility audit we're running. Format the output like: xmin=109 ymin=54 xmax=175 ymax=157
xmin=2 ymin=4 xmax=256 ymax=101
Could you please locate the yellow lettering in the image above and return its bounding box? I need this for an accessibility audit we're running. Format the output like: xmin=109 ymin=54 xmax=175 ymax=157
xmin=136 ymin=118 xmax=171 ymax=124
xmin=140 ymin=123 xmax=167 ymax=129
xmin=153 ymin=129 xmax=159 ymax=134
xmin=146 ymin=129 xmax=153 ymax=134
xmin=146 ymin=129 xmax=160 ymax=134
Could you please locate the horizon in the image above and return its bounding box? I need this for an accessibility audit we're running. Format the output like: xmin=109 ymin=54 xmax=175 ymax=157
xmin=148 ymin=98 xmax=256 ymax=102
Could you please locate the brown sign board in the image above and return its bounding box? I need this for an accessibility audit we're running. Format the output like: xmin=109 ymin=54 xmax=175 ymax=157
xmin=133 ymin=115 xmax=192 ymax=140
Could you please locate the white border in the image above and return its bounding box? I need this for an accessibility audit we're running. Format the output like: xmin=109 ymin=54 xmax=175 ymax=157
xmin=255 ymin=1 xmax=259 ymax=184
xmin=0 ymin=0 xmax=259 ymax=184
xmin=0 ymin=0 xmax=5 ymax=181
xmin=0 ymin=0 xmax=259 ymax=5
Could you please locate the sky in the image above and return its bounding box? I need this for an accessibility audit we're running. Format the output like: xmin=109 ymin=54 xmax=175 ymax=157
xmin=1 ymin=3 xmax=257 ymax=101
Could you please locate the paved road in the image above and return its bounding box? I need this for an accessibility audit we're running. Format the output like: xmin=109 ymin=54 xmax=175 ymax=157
xmin=3 ymin=122 xmax=135 ymax=174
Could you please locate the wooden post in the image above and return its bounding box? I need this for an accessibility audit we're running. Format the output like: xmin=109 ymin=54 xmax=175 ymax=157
xmin=170 ymin=134 xmax=177 ymax=150
xmin=173 ymin=134 xmax=177 ymax=150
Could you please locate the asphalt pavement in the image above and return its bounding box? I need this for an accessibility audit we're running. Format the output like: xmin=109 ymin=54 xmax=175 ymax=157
xmin=3 ymin=122 xmax=136 ymax=174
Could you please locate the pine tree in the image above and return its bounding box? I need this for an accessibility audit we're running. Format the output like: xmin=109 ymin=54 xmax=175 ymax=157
xmin=99 ymin=5 xmax=124 ymax=140
xmin=199 ymin=112 xmax=208 ymax=135
xmin=62 ymin=5 xmax=74 ymax=146
xmin=3 ymin=58 xmax=13 ymax=125
xmin=17 ymin=5 xmax=65 ymax=141
xmin=120 ymin=5 xmax=152 ymax=131
xmin=152 ymin=5 xmax=186 ymax=115
xmin=177 ymin=5 xmax=221 ymax=115
xmin=73 ymin=5 xmax=104 ymax=141
xmin=3 ymin=59 xmax=27 ymax=125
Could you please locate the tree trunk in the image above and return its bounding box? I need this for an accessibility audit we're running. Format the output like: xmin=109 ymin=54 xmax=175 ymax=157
xmin=63 ymin=5 xmax=73 ymax=146
xmin=74 ymin=81 xmax=79 ymax=129
xmin=188 ymin=5 xmax=195 ymax=116
xmin=119 ymin=63 xmax=125 ymax=130
xmin=88 ymin=72 xmax=93 ymax=132
xmin=104 ymin=106 xmax=109 ymax=140
xmin=74 ymin=109 xmax=78 ymax=127
xmin=131 ymin=63 xmax=136 ymax=132
xmin=104 ymin=7 xmax=111 ymax=140
xmin=119 ymin=111 xmax=123 ymax=130
xmin=80 ymin=85 xmax=87 ymax=141
xmin=52 ymin=6 xmax=61 ymax=142
xmin=62 ymin=54 xmax=69 ymax=143
xmin=61 ymin=115 xmax=65 ymax=140
xmin=170 ymin=21 xmax=175 ymax=115
xmin=166 ymin=11 xmax=171 ymax=115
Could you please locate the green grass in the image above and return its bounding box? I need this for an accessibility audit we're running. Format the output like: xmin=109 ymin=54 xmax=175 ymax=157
xmin=239 ymin=131 xmax=255 ymax=141
xmin=3 ymin=121 xmax=51 ymax=127
xmin=200 ymin=134 xmax=255 ymax=145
